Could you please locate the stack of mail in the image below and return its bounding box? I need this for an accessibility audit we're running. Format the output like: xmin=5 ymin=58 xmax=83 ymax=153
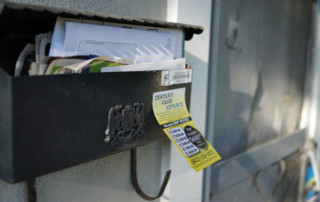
xmin=14 ymin=17 xmax=187 ymax=76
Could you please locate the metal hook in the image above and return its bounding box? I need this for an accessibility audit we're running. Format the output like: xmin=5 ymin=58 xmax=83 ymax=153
xmin=131 ymin=148 xmax=171 ymax=201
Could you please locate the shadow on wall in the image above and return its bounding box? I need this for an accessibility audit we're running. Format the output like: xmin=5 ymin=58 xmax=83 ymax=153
xmin=212 ymin=0 xmax=308 ymax=159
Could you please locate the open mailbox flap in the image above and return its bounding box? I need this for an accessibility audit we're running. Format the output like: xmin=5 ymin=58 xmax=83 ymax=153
xmin=0 ymin=1 xmax=203 ymax=40
xmin=0 ymin=1 xmax=200 ymax=182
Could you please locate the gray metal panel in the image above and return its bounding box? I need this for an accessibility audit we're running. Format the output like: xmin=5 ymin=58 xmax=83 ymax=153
xmin=212 ymin=0 xmax=261 ymax=158
xmin=211 ymin=153 xmax=300 ymax=202
xmin=205 ymin=0 xmax=312 ymax=200
xmin=203 ymin=0 xmax=222 ymax=201
xmin=210 ymin=129 xmax=305 ymax=193
xmin=212 ymin=0 xmax=311 ymax=159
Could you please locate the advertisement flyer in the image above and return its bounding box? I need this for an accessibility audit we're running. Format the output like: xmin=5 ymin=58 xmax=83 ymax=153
xmin=153 ymin=88 xmax=221 ymax=171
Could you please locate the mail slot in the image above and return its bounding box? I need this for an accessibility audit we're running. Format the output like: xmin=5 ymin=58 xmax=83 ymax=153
xmin=0 ymin=2 xmax=202 ymax=182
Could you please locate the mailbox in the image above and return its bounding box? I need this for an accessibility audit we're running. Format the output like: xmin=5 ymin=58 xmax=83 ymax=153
xmin=0 ymin=2 xmax=202 ymax=183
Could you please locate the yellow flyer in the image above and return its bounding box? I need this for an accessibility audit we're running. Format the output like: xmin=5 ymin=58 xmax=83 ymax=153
xmin=152 ymin=87 xmax=221 ymax=171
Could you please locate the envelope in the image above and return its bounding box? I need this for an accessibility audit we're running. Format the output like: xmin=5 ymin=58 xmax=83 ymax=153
xmin=51 ymin=21 xmax=177 ymax=63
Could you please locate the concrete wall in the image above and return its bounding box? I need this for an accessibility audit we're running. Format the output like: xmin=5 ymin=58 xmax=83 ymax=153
xmin=35 ymin=143 xmax=163 ymax=202
xmin=164 ymin=0 xmax=213 ymax=202
xmin=0 ymin=181 xmax=27 ymax=202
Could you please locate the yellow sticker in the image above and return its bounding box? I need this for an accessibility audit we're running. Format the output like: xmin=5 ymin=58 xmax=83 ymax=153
xmin=152 ymin=88 xmax=221 ymax=171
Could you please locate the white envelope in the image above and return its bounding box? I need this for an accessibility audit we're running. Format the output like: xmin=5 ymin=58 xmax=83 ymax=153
xmin=49 ymin=18 xmax=184 ymax=59
xmin=60 ymin=22 xmax=176 ymax=63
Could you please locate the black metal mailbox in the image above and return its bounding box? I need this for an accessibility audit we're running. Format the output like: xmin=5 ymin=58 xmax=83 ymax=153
xmin=0 ymin=2 xmax=201 ymax=182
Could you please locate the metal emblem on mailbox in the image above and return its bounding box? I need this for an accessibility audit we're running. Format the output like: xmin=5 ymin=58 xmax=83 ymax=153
xmin=105 ymin=103 xmax=145 ymax=145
